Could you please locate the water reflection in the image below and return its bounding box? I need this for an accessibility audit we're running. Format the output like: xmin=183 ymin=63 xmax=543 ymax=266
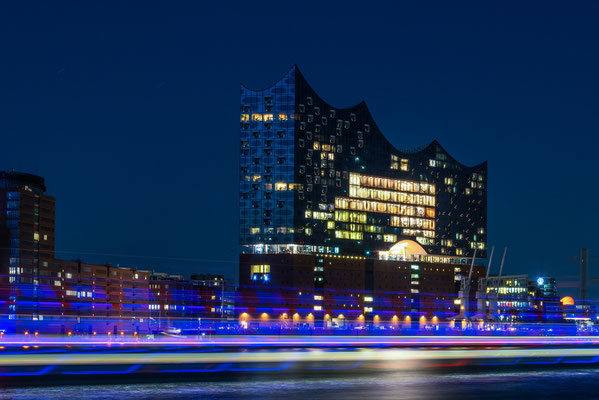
xmin=1 ymin=368 xmax=599 ymax=400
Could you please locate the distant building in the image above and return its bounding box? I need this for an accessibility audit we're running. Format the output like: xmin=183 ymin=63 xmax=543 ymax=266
xmin=0 ymin=171 xmax=228 ymax=334
xmin=476 ymin=274 xmax=559 ymax=322
xmin=0 ymin=171 xmax=55 ymax=321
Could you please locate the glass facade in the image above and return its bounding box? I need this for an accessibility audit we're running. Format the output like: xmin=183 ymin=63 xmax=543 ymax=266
xmin=239 ymin=68 xmax=296 ymax=246
xmin=240 ymin=66 xmax=487 ymax=258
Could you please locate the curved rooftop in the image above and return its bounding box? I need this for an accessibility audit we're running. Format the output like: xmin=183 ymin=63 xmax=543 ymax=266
xmin=242 ymin=65 xmax=486 ymax=170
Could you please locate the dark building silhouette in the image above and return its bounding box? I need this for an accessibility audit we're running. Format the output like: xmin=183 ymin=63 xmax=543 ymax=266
xmin=239 ymin=65 xmax=486 ymax=258
xmin=237 ymin=66 xmax=487 ymax=327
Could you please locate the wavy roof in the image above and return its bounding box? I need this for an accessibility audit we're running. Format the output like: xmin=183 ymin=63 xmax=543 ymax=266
xmin=242 ymin=65 xmax=486 ymax=170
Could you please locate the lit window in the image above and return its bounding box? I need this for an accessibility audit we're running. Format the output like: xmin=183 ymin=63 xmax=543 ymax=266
xmin=252 ymin=114 xmax=263 ymax=121
xmin=241 ymin=114 xmax=250 ymax=122
xmin=251 ymin=264 xmax=270 ymax=274
xmin=275 ymin=182 xmax=287 ymax=191
xmin=33 ymin=233 xmax=39 ymax=241
xmin=250 ymin=227 xmax=260 ymax=234
xmin=263 ymin=113 xmax=274 ymax=122
xmin=278 ymin=113 xmax=288 ymax=121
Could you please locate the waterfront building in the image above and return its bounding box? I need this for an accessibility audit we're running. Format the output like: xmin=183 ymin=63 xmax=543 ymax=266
xmin=238 ymin=66 xmax=487 ymax=325
xmin=239 ymin=65 xmax=487 ymax=258
xmin=0 ymin=171 xmax=56 ymax=321
xmin=0 ymin=170 xmax=227 ymax=334
xmin=476 ymin=274 xmax=559 ymax=322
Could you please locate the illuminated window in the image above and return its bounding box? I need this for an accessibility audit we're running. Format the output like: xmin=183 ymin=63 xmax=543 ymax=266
xmin=383 ymin=234 xmax=397 ymax=242
xmin=263 ymin=113 xmax=274 ymax=122
xmin=275 ymin=182 xmax=287 ymax=191
xmin=251 ymin=264 xmax=270 ymax=274
xmin=334 ymin=230 xmax=363 ymax=240
xmin=314 ymin=305 xmax=322 ymax=311
xmin=400 ymin=159 xmax=409 ymax=171
xmin=33 ymin=233 xmax=39 ymax=241
xmin=250 ymin=227 xmax=260 ymax=234
xmin=278 ymin=113 xmax=288 ymax=121
xmin=364 ymin=296 xmax=373 ymax=302
xmin=241 ymin=114 xmax=250 ymax=122
xmin=252 ymin=114 xmax=263 ymax=121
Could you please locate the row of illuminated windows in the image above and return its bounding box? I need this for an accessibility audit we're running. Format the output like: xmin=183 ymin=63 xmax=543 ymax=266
xmin=334 ymin=211 xmax=367 ymax=223
xmin=250 ymin=227 xmax=294 ymax=234
xmin=334 ymin=230 xmax=363 ymax=240
xmin=349 ymin=185 xmax=436 ymax=207
xmin=349 ymin=173 xmax=435 ymax=195
xmin=305 ymin=211 xmax=333 ymax=220
xmin=65 ymin=290 xmax=91 ymax=298
xmin=241 ymin=113 xmax=289 ymax=122
xmin=243 ymin=179 xmax=296 ymax=192
xmin=390 ymin=216 xmax=435 ymax=230
xmin=326 ymin=221 xmax=383 ymax=233
xmin=335 ymin=197 xmax=434 ymax=218
xmin=470 ymin=242 xmax=486 ymax=250
xmin=429 ymin=159 xmax=460 ymax=169
xmin=403 ymin=229 xmax=435 ymax=238
xmin=251 ymin=264 xmax=271 ymax=274
xmin=415 ymin=237 xmax=435 ymax=246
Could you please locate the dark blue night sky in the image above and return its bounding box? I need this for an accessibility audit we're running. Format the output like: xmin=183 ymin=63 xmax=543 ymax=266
xmin=1 ymin=2 xmax=598 ymax=297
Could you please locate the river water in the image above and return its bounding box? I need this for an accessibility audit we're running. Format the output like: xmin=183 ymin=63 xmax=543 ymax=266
xmin=0 ymin=367 xmax=597 ymax=399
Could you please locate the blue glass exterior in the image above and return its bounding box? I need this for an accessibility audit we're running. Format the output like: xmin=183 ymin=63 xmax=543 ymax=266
xmin=239 ymin=67 xmax=296 ymax=247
